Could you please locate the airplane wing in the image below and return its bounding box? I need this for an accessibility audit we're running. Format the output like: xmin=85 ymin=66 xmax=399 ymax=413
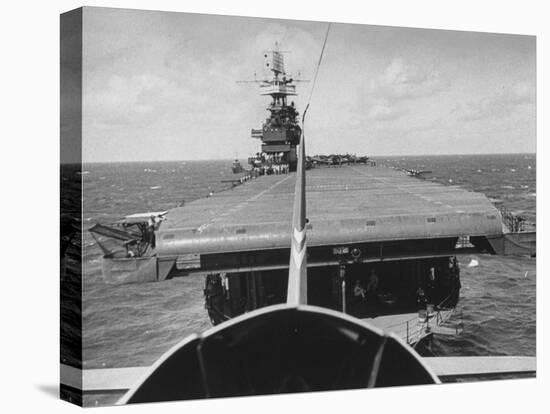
xmin=123 ymin=211 xmax=168 ymax=223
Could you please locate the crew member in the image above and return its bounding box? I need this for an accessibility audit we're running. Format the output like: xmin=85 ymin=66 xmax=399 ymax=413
xmin=416 ymin=287 xmax=427 ymax=308
xmin=426 ymin=267 xmax=436 ymax=303
xmin=366 ymin=269 xmax=379 ymax=296
xmin=147 ymin=215 xmax=158 ymax=248
xmin=353 ymin=279 xmax=366 ymax=300
xmin=125 ymin=240 xmax=138 ymax=258
xmin=449 ymin=257 xmax=461 ymax=305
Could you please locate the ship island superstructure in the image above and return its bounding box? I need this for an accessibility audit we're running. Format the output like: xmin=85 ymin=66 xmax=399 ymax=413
xmin=246 ymin=46 xmax=302 ymax=174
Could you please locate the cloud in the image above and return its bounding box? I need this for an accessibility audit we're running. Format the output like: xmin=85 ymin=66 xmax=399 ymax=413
xmin=358 ymin=57 xmax=445 ymax=124
xmin=368 ymin=104 xmax=409 ymax=121
xmin=79 ymin=9 xmax=535 ymax=161
xmin=369 ymin=58 xmax=444 ymax=102
xmin=84 ymin=74 xmax=176 ymax=126
xmin=455 ymin=81 xmax=534 ymax=122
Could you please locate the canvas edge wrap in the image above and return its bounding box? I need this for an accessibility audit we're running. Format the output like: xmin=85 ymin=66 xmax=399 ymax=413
xmin=60 ymin=7 xmax=84 ymax=407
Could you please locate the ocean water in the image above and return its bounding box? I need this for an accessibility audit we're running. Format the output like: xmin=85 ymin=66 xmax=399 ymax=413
xmin=65 ymin=154 xmax=535 ymax=404
xmin=378 ymin=154 xmax=536 ymax=358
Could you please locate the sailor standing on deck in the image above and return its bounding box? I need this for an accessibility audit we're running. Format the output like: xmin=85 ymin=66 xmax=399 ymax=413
xmin=449 ymin=257 xmax=461 ymax=305
xmin=426 ymin=267 xmax=437 ymax=304
xmin=366 ymin=269 xmax=379 ymax=296
xmin=147 ymin=215 xmax=162 ymax=249
xmin=147 ymin=216 xmax=156 ymax=248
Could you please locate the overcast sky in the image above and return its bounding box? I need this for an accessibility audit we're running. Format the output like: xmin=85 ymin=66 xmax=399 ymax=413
xmin=77 ymin=7 xmax=535 ymax=162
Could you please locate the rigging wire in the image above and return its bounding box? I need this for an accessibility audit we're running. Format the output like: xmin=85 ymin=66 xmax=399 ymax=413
xmin=303 ymin=23 xmax=331 ymax=122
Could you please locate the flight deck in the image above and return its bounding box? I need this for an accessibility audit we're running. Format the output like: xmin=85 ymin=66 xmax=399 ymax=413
xmin=156 ymin=164 xmax=502 ymax=257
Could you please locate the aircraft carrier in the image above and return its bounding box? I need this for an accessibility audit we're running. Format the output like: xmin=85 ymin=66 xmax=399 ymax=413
xmin=66 ymin=33 xmax=537 ymax=405
xmin=90 ymin=45 xmax=533 ymax=338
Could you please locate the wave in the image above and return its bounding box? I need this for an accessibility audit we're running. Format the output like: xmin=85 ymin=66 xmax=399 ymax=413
xmin=79 ymin=156 xmax=537 ymax=373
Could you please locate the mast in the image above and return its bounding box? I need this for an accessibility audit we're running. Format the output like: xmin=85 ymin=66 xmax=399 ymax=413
xmin=248 ymin=43 xmax=303 ymax=172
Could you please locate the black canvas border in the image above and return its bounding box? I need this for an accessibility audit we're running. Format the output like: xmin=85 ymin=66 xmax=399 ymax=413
xmin=60 ymin=7 xmax=83 ymax=407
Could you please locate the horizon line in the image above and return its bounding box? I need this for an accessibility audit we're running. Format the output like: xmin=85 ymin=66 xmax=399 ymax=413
xmin=65 ymin=151 xmax=536 ymax=165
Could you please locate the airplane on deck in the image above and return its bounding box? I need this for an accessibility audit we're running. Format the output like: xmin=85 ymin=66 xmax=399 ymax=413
xmin=402 ymin=168 xmax=433 ymax=178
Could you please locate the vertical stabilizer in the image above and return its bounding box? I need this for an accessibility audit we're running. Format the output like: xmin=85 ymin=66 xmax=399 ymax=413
xmin=286 ymin=132 xmax=307 ymax=305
